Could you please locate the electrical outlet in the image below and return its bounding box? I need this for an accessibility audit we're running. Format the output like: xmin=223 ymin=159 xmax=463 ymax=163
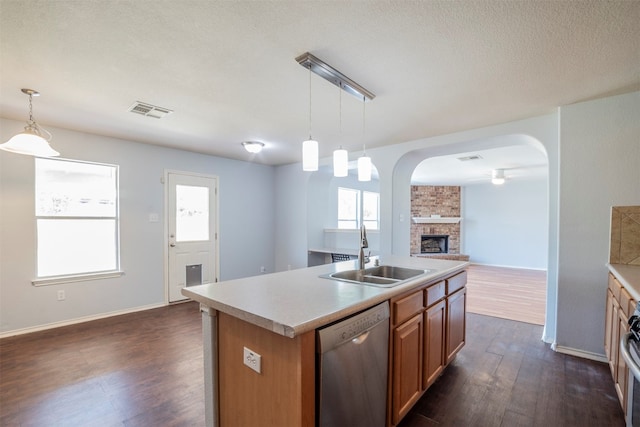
xmin=260 ymin=266 xmax=266 ymax=273
xmin=243 ymin=347 xmax=261 ymax=374
xmin=57 ymin=290 xmax=65 ymax=301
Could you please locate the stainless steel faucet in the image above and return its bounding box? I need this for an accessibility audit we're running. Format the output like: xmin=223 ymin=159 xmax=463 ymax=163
xmin=358 ymin=224 xmax=369 ymax=269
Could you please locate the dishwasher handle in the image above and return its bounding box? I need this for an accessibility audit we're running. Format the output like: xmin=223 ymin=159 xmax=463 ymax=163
xmin=351 ymin=330 xmax=370 ymax=345
xmin=621 ymin=332 xmax=640 ymax=381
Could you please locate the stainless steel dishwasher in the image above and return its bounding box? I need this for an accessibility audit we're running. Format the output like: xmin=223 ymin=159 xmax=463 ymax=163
xmin=316 ymin=301 xmax=390 ymax=427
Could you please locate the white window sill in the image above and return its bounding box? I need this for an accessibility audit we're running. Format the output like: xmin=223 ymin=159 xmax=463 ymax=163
xmin=324 ymin=228 xmax=379 ymax=233
xmin=32 ymin=271 xmax=125 ymax=286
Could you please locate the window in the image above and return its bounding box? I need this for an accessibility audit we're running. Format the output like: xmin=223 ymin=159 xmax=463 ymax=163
xmin=337 ymin=187 xmax=379 ymax=230
xmin=35 ymin=158 xmax=119 ymax=279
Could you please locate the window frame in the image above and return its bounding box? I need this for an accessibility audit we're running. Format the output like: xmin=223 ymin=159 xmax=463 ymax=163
xmin=32 ymin=157 xmax=123 ymax=286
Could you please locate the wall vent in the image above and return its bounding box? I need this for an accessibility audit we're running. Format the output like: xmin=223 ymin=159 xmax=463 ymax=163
xmin=457 ymin=155 xmax=483 ymax=161
xmin=128 ymin=101 xmax=173 ymax=119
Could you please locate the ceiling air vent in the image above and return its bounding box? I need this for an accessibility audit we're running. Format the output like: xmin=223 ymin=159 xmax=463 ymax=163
xmin=128 ymin=101 xmax=173 ymax=119
xmin=457 ymin=155 xmax=483 ymax=161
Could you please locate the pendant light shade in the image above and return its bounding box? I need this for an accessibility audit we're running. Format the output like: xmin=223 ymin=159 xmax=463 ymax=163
xmin=358 ymin=155 xmax=372 ymax=182
xmin=302 ymin=139 xmax=319 ymax=171
xmin=333 ymin=147 xmax=348 ymax=177
xmin=0 ymin=89 xmax=59 ymax=157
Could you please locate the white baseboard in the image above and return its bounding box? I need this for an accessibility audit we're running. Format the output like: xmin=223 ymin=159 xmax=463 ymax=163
xmin=0 ymin=302 xmax=166 ymax=339
xmin=469 ymin=262 xmax=547 ymax=271
xmin=554 ymin=344 xmax=608 ymax=363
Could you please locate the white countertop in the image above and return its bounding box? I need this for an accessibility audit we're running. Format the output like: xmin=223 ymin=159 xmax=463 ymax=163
xmin=182 ymin=256 xmax=468 ymax=338
xmin=608 ymin=264 xmax=640 ymax=302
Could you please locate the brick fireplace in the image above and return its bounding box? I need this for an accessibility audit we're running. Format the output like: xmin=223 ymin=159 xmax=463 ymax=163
xmin=410 ymin=186 xmax=464 ymax=259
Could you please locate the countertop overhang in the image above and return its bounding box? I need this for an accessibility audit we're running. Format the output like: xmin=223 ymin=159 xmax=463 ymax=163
xmin=182 ymin=256 xmax=468 ymax=338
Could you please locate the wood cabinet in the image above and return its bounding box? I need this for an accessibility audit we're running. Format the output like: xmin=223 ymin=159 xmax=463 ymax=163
xmin=391 ymin=313 xmax=423 ymax=424
xmin=605 ymin=272 xmax=636 ymax=417
xmin=389 ymin=270 xmax=467 ymax=426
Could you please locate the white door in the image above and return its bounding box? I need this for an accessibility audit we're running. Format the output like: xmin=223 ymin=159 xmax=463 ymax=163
xmin=167 ymin=171 xmax=218 ymax=302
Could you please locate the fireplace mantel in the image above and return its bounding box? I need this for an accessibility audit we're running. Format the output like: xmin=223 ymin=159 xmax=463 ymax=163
xmin=412 ymin=217 xmax=462 ymax=224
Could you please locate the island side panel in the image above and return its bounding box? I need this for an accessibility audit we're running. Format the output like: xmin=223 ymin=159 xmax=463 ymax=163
xmin=218 ymin=312 xmax=315 ymax=427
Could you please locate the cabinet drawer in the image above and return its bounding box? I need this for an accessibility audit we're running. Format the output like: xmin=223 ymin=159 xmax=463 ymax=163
xmin=446 ymin=271 xmax=467 ymax=295
xmin=609 ymin=274 xmax=622 ymax=301
xmin=425 ymin=281 xmax=445 ymax=307
xmin=393 ymin=291 xmax=424 ymax=325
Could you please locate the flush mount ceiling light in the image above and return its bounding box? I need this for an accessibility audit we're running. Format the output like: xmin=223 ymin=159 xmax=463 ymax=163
xmin=492 ymin=169 xmax=506 ymax=185
xmin=296 ymin=52 xmax=375 ymax=172
xmin=242 ymin=141 xmax=264 ymax=154
xmin=0 ymin=89 xmax=59 ymax=157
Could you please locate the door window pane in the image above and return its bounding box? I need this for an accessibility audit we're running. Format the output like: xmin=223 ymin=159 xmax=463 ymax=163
xmin=176 ymin=185 xmax=209 ymax=242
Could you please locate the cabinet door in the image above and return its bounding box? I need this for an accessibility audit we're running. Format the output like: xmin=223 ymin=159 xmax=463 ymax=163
xmin=615 ymin=307 xmax=629 ymax=413
xmin=446 ymin=287 xmax=466 ymax=364
xmin=392 ymin=313 xmax=423 ymax=425
xmin=605 ymin=289 xmax=614 ymax=365
xmin=423 ymin=299 xmax=446 ymax=389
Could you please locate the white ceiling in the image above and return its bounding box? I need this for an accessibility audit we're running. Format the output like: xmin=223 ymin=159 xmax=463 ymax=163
xmin=1 ymin=1 xmax=638 ymax=184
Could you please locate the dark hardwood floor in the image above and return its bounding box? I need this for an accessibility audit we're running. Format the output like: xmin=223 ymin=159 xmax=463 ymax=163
xmin=1 ymin=302 xmax=624 ymax=426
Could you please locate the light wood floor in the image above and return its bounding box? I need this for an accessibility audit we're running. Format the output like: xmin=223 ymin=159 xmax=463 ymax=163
xmin=465 ymin=264 xmax=547 ymax=325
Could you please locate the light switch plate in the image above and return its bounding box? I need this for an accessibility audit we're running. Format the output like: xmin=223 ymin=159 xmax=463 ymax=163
xmin=243 ymin=347 xmax=261 ymax=374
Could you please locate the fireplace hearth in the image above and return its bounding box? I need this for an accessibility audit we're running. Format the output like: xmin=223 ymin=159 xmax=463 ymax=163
xmin=421 ymin=235 xmax=449 ymax=254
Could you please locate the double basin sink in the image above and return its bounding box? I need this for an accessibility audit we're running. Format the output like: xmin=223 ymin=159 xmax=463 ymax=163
xmin=321 ymin=265 xmax=432 ymax=288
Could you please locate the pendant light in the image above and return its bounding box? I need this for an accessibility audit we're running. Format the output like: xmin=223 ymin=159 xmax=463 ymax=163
xmin=333 ymin=88 xmax=348 ymax=177
xmin=0 ymin=89 xmax=59 ymax=157
xmin=302 ymin=66 xmax=318 ymax=171
xmin=357 ymin=96 xmax=371 ymax=182
xmin=492 ymin=169 xmax=506 ymax=185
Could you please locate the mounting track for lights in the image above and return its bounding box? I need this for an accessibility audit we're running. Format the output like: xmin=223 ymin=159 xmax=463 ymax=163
xmin=296 ymin=52 xmax=375 ymax=101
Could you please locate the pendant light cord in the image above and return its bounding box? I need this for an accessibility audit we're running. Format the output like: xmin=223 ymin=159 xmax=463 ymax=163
xmin=362 ymin=95 xmax=366 ymax=155
xmin=308 ymin=66 xmax=312 ymax=140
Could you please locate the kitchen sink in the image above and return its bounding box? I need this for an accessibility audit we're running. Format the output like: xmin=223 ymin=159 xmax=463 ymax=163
xmin=321 ymin=265 xmax=432 ymax=288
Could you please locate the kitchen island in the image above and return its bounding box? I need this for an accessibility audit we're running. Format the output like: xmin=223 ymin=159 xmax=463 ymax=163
xmin=183 ymin=255 xmax=468 ymax=427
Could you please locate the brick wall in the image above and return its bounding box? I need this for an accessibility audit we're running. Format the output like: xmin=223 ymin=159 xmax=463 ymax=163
xmin=410 ymin=186 xmax=461 ymax=254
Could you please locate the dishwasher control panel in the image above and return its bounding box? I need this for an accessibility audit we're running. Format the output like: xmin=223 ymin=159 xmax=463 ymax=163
xmin=316 ymin=301 xmax=390 ymax=353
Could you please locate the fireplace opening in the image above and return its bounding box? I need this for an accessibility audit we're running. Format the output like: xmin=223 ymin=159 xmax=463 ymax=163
xmin=421 ymin=235 xmax=449 ymax=254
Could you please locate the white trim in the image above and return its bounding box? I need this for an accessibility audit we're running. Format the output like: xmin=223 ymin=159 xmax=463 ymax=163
xmin=412 ymin=217 xmax=462 ymax=224
xmin=0 ymin=302 xmax=165 ymax=338
xmin=469 ymin=262 xmax=548 ymax=271
xmin=32 ymin=270 xmax=124 ymax=286
xmin=324 ymin=228 xmax=380 ymax=233
xmin=164 ymin=169 xmax=220 ymax=304
xmin=554 ymin=345 xmax=608 ymax=363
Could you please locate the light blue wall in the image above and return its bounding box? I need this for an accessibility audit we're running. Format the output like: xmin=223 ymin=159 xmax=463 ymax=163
xmin=462 ymin=178 xmax=548 ymax=269
xmin=0 ymin=119 xmax=275 ymax=334
xmin=555 ymin=90 xmax=640 ymax=357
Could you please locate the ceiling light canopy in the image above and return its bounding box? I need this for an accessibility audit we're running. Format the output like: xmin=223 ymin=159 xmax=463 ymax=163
xmin=297 ymin=52 xmax=376 ymax=173
xmin=492 ymin=169 xmax=506 ymax=185
xmin=0 ymin=89 xmax=59 ymax=157
xmin=296 ymin=52 xmax=375 ymax=102
xmin=241 ymin=141 xmax=264 ymax=154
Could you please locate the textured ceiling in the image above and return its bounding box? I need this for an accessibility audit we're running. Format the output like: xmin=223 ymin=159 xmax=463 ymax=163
xmin=1 ymin=0 xmax=638 ymax=176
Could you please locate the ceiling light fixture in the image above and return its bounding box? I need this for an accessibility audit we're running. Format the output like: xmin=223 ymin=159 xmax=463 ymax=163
xmin=0 ymin=89 xmax=59 ymax=157
xmin=301 ymin=65 xmax=318 ymax=171
xmin=296 ymin=52 xmax=375 ymax=172
xmin=492 ymin=169 xmax=506 ymax=185
xmin=357 ymin=96 xmax=371 ymax=182
xmin=242 ymin=141 xmax=264 ymax=154
xmin=333 ymin=88 xmax=348 ymax=177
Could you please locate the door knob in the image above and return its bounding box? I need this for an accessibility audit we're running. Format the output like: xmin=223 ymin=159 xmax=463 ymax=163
xmin=170 ymin=243 xmax=176 ymax=247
